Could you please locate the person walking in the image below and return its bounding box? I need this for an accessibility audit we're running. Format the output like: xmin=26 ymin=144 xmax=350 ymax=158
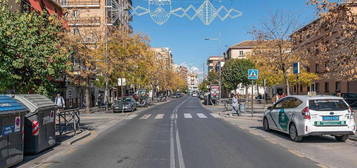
xmin=232 ymin=94 xmax=240 ymax=116
xmin=55 ymin=93 xmax=65 ymax=109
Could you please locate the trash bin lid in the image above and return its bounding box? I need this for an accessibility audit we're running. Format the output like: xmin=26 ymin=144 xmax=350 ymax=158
xmin=0 ymin=95 xmax=27 ymax=113
xmin=14 ymin=94 xmax=56 ymax=113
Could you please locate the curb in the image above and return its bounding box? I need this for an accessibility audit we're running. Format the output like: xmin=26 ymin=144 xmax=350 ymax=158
xmin=64 ymin=130 xmax=92 ymax=145
xmin=349 ymin=136 xmax=357 ymax=141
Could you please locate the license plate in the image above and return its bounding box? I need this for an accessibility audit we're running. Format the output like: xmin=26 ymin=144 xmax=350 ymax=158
xmin=322 ymin=116 xmax=339 ymax=121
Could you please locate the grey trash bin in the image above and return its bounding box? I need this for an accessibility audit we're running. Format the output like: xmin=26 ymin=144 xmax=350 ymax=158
xmin=14 ymin=94 xmax=57 ymax=154
xmin=0 ymin=95 xmax=28 ymax=168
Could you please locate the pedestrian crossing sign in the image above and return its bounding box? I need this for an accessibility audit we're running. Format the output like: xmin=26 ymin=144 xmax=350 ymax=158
xmin=248 ymin=69 xmax=259 ymax=80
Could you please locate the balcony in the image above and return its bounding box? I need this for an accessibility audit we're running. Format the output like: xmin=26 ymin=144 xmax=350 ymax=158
xmin=67 ymin=17 xmax=101 ymax=26
xmin=57 ymin=0 xmax=100 ymax=8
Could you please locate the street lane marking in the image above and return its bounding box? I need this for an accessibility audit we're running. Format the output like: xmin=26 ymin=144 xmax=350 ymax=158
xmin=210 ymin=113 xmax=220 ymax=118
xmin=184 ymin=113 xmax=192 ymax=118
xmin=140 ymin=114 xmax=151 ymax=119
xmin=155 ymin=114 xmax=164 ymax=119
xmin=176 ymin=126 xmax=186 ymax=168
xmin=170 ymin=118 xmax=176 ymax=168
xmin=171 ymin=113 xmax=177 ymax=119
xmin=197 ymin=113 xmax=207 ymax=118
xmin=126 ymin=114 xmax=137 ymax=119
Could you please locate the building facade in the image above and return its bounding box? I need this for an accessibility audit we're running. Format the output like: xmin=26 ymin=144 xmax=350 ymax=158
xmin=187 ymin=72 xmax=199 ymax=92
xmin=58 ymin=0 xmax=132 ymax=45
xmin=207 ymin=56 xmax=224 ymax=73
xmin=290 ymin=3 xmax=357 ymax=95
xmin=152 ymin=47 xmax=173 ymax=70
xmin=224 ymin=40 xmax=259 ymax=60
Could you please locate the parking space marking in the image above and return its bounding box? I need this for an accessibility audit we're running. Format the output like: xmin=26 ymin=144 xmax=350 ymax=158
xmin=184 ymin=113 xmax=192 ymax=119
xmin=140 ymin=114 xmax=152 ymax=119
xmin=197 ymin=113 xmax=207 ymax=118
xmin=155 ymin=114 xmax=164 ymax=119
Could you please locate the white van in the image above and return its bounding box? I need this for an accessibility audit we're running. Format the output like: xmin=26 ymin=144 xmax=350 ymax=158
xmin=262 ymin=95 xmax=356 ymax=142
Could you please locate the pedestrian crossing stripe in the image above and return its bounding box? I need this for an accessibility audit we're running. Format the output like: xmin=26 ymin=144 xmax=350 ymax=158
xmin=197 ymin=113 xmax=207 ymax=118
xmin=155 ymin=114 xmax=164 ymax=119
xmin=184 ymin=113 xmax=193 ymax=118
xmin=140 ymin=114 xmax=152 ymax=119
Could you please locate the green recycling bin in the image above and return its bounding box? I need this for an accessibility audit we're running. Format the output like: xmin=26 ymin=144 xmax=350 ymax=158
xmin=0 ymin=95 xmax=28 ymax=168
xmin=14 ymin=94 xmax=57 ymax=154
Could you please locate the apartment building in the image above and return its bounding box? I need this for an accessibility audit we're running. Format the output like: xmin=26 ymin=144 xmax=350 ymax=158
xmin=152 ymin=47 xmax=174 ymax=70
xmin=290 ymin=2 xmax=357 ymax=95
xmin=57 ymin=0 xmax=132 ymax=45
xmin=207 ymin=56 xmax=224 ymax=73
xmin=224 ymin=40 xmax=260 ymax=60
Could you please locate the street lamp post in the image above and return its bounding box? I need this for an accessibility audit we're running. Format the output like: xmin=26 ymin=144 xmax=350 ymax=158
xmin=204 ymin=33 xmax=223 ymax=100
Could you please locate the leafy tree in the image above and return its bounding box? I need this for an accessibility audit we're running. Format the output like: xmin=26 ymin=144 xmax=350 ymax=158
xmin=207 ymin=71 xmax=219 ymax=85
xmin=199 ymin=79 xmax=209 ymax=92
xmin=0 ymin=2 xmax=68 ymax=96
xmin=221 ymin=59 xmax=255 ymax=91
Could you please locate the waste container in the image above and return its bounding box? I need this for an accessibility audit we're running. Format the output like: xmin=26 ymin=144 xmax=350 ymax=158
xmin=14 ymin=94 xmax=57 ymax=154
xmin=0 ymin=95 xmax=28 ymax=168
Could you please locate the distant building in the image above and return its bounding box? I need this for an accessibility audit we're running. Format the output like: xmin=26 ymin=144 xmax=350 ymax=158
xmin=224 ymin=40 xmax=260 ymax=60
xmin=290 ymin=2 xmax=357 ymax=95
xmin=207 ymin=56 xmax=224 ymax=73
xmin=187 ymin=72 xmax=198 ymax=92
xmin=152 ymin=48 xmax=173 ymax=70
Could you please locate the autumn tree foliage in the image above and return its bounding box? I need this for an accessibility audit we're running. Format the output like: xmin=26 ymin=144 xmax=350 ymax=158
xmin=301 ymin=0 xmax=357 ymax=80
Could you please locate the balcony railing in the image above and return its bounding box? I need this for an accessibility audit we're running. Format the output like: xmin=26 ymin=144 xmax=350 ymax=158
xmin=57 ymin=0 xmax=100 ymax=7
xmin=67 ymin=17 xmax=101 ymax=26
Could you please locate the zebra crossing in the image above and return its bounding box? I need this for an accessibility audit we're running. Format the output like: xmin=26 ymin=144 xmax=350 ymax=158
xmin=125 ymin=113 xmax=219 ymax=120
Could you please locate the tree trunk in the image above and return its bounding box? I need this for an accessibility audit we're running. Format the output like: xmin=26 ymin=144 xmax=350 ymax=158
xmin=284 ymin=72 xmax=290 ymax=95
xmin=85 ymin=77 xmax=91 ymax=113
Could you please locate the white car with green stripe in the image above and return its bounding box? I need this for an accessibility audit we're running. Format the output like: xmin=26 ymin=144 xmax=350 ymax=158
xmin=262 ymin=95 xmax=356 ymax=142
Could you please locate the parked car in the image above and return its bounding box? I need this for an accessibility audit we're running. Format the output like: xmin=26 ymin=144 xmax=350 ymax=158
xmin=341 ymin=93 xmax=357 ymax=109
xmin=192 ymin=92 xmax=198 ymax=97
xmin=113 ymin=97 xmax=137 ymax=112
xmin=262 ymin=95 xmax=356 ymax=142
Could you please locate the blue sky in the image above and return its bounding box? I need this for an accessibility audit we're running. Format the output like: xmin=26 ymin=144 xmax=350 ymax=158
xmin=131 ymin=0 xmax=317 ymax=76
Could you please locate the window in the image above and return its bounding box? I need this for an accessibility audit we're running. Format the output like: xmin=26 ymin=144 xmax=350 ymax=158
xmin=336 ymin=81 xmax=341 ymax=92
xmin=315 ymin=64 xmax=319 ymax=73
xmin=239 ymin=51 xmax=244 ymax=57
xmin=72 ymin=10 xmax=80 ymax=18
xmin=324 ymin=82 xmax=329 ymax=93
xmin=73 ymin=28 xmax=80 ymax=35
xmin=309 ymin=99 xmax=348 ymax=111
xmin=315 ymin=83 xmax=320 ymax=93
xmin=274 ymin=98 xmax=302 ymax=109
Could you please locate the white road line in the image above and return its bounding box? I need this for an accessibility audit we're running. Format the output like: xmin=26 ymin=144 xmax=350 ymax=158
xmin=184 ymin=113 xmax=192 ymax=119
xmin=155 ymin=114 xmax=164 ymax=119
xmin=170 ymin=119 xmax=175 ymax=168
xmin=176 ymin=126 xmax=186 ymax=168
xmin=171 ymin=113 xmax=177 ymax=119
xmin=140 ymin=114 xmax=151 ymax=119
xmin=126 ymin=114 xmax=137 ymax=119
xmin=210 ymin=113 xmax=220 ymax=118
xmin=197 ymin=113 xmax=207 ymax=118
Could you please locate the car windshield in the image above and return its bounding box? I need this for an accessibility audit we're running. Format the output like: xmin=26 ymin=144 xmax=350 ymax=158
xmin=116 ymin=98 xmax=132 ymax=104
xmin=309 ymin=99 xmax=349 ymax=111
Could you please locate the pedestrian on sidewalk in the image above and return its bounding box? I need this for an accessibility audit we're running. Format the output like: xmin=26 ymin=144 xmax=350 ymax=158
xmin=55 ymin=93 xmax=65 ymax=110
xmin=232 ymin=93 xmax=240 ymax=116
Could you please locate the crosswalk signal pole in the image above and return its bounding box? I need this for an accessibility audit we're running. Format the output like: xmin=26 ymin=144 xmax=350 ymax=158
xmin=251 ymin=80 xmax=254 ymax=117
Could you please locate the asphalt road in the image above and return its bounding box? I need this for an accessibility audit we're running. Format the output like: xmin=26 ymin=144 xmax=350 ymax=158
xmin=50 ymin=96 xmax=318 ymax=168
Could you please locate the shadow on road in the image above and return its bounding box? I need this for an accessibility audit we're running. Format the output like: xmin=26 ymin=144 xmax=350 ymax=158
xmin=250 ymin=126 xmax=341 ymax=143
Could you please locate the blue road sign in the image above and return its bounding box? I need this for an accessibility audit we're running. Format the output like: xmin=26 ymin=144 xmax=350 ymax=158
xmin=248 ymin=69 xmax=259 ymax=80
xmin=293 ymin=62 xmax=300 ymax=74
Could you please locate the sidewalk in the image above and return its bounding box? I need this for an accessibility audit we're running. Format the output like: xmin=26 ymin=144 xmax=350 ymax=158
xmin=18 ymin=99 xmax=173 ymax=168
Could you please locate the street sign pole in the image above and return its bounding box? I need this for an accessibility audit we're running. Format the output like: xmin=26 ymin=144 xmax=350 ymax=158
xmin=251 ymin=80 xmax=254 ymax=117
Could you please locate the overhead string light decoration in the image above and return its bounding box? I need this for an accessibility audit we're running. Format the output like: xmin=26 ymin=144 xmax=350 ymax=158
xmin=110 ymin=0 xmax=243 ymax=25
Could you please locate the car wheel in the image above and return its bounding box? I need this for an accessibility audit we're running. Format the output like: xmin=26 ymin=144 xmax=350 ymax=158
xmin=289 ymin=123 xmax=303 ymax=142
xmin=335 ymin=135 xmax=349 ymax=142
xmin=263 ymin=117 xmax=271 ymax=132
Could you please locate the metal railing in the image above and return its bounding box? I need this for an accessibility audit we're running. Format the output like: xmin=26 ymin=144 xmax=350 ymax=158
xmin=57 ymin=0 xmax=100 ymax=7
xmin=56 ymin=109 xmax=80 ymax=136
xmin=67 ymin=16 xmax=101 ymax=26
